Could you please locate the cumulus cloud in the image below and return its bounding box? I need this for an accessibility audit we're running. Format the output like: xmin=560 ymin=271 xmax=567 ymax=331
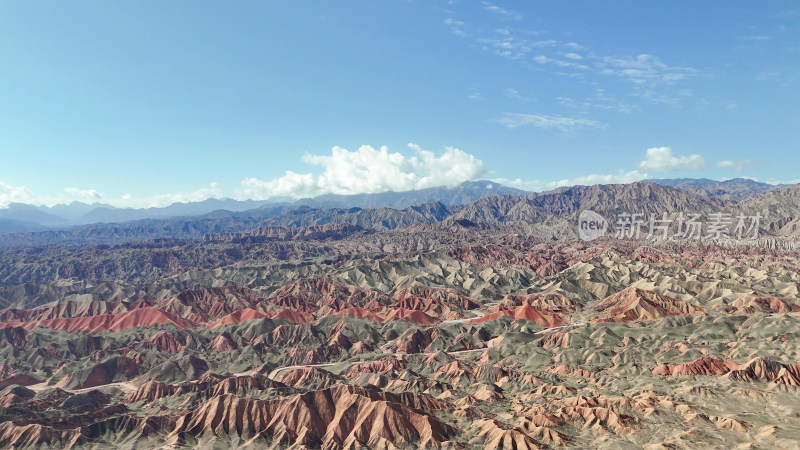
xmin=765 ymin=177 xmax=800 ymax=185
xmin=491 ymin=145 xmax=714 ymax=193
xmin=58 ymin=183 xmax=223 ymax=209
xmin=493 ymin=170 xmax=649 ymax=192
xmin=3 ymin=144 xmax=486 ymax=209
xmin=638 ymin=147 xmax=706 ymax=172
xmin=0 ymin=182 xmax=37 ymax=207
xmin=0 ymin=181 xmax=224 ymax=209
xmin=496 ymin=112 xmax=605 ymax=131
xmin=239 ymin=144 xmax=487 ymax=200
xmin=0 ymin=181 xmax=108 ymax=208
xmin=482 ymin=2 xmax=521 ymax=19
xmin=716 ymin=159 xmax=753 ymax=172
xmin=64 ymin=188 xmax=103 ymax=203
xmin=121 ymin=183 xmax=223 ymax=208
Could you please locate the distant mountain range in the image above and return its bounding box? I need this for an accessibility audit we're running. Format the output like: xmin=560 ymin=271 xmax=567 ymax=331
xmin=0 ymin=178 xmax=792 ymax=245
xmin=0 ymin=181 xmax=524 ymax=235
xmin=646 ymin=178 xmax=777 ymax=201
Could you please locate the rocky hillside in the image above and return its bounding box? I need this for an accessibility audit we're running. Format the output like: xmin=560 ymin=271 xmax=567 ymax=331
xmin=1 ymin=180 xmax=800 ymax=448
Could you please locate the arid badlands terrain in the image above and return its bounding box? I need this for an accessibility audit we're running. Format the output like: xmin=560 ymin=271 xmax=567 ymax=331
xmin=1 ymin=180 xmax=800 ymax=449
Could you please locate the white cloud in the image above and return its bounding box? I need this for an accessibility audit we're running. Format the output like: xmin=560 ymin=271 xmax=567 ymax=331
xmin=442 ymin=12 xmax=699 ymax=108
xmin=765 ymin=177 xmax=800 ymax=186
xmin=240 ymin=172 xmax=318 ymax=200
xmin=597 ymin=54 xmax=695 ymax=86
xmin=503 ymin=88 xmax=533 ymax=102
xmin=443 ymin=18 xmax=468 ymax=37
xmin=638 ymin=147 xmax=706 ymax=172
xmin=495 ymin=112 xmax=605 ymax=131
xmin=0 ymin=182 xmax=37 ymax=207
xmin=476 ymin=32 xmax=556 ymax=60
xmin=533 ymin=55 xmax=589 ymax=70
xmin=716 ymin=159 xmax=753 ymax=172
xmin=557 ymin=90 xmax=639 ymax=113
xmin=121 ymin=183 xmax=223 ymax=208
xmin=482 ymin=2 xmax=513 ymax=16
xmin=0 ymin=182 xmax=224 ymax=209
xmin=2 ymin=144 xmax=487 ymax=209
xmin=0 ymin=183 xmax=107 ymax=208
xmin=64 ymin=188 xmax=103 ymax=202
xmin=238 ymin=144 xmax=487 ymax=200
xmin=741 ymin=35 xmax=771 ymax=41
xmin=493 ymin=169 xmax=649 ymax=192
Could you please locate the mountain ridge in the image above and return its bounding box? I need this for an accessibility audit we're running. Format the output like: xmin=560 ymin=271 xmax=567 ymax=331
xmin=1 ymin=179 xmax=797 ymax=247
xmin=0 ymin=180 xmax=524 ymax=234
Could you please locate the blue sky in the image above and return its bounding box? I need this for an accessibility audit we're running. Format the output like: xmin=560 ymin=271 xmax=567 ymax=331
xmin=1 ymin=1 xmax=798 ymax=207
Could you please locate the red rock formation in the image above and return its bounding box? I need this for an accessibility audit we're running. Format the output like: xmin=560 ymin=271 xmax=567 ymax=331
xmin=124 ymin=380 xmax=177 ymax=403
xmin=159 ymin=286 xmax=265 ymax=323
xmin=0 ymin=374 xmax=42 ymax=389
xmin=140 ymin=330 xmax=188 ymax=353
xmin=349 ymin=341 xmax=372 ymax=354
xmin=499 ymin=292 xmax=579 ymax=312
xmin=208 ymin=308 xmax=268 ymax=328
xmin=631 ymin=246 xmax=678 ymax=264
xmin=209 ymin=334 xmax=238 ymax=353
xmin=335 ymin=307 xmax=383 ymax=322
xmin=0 ymin=299 xmax=151 ymax=322
xmin=557 ymin=405 xmax=638 ymax=434
xmin=471 ymin=419 xmax=541 ymax=450
xmin=395 ymin=283 xmax=480 ymax=310
xmin=726 ymin=294 xmax=800 ymax=314
xmin=0 ymin=422 xmax=81 ymax=448
xmin=273 ymin=366 xmax=343 ymax=388
xmin=0 ymin=385 xmax=35 ymax=408
xmin=393 ymin=329 xmax=433 ymax=354
xmin=268 ymin=277 xmax=392 ymax=312
xmin=346 ymin=358 xmax=405 ymax=378
xmin=594 ymin=288 xmax=705 ymax=322
xmin=536 ymin=260 xmax=565 ymax=277
xmin=0 ymin=307 xmax=194 ymax=333
xmin=652 ymin=357 xmax=737 ymax=376
xmin=727 ymin=357 xmax=794 ymax=383
xmin=269 ymin=307 xmax=314 ymax=324
xmin=55 ymin=356 xmax=139 ymax=390
xmin=546 ymin=364 xmax=594 ymax=378
xmin=167 ymin=386 xmax=456 ymax=448
xmin=383 ymin=308 xmax=437 ymax=325
xmin=653 ymin=356 xmax=800 ymax=386
xmin=468 ymin=304 xmax=566 ymax=327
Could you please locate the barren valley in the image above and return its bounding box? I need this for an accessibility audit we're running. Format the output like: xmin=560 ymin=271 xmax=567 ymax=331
xmin=0 ymin=181 xmax=799 ymax=448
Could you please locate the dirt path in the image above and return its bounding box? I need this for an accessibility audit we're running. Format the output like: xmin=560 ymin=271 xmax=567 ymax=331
xmin=26 ymin=380 xmax=138 ymax=394
xmin=266 ymin=340 xmax=494 ymax=380
xmin=440 ymin=310 xmax=486 ymax=325
xmin=533 ymin=321 xmax=585 ymax=335
xmin=22 ymin=313 xmax=546 ymax=390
